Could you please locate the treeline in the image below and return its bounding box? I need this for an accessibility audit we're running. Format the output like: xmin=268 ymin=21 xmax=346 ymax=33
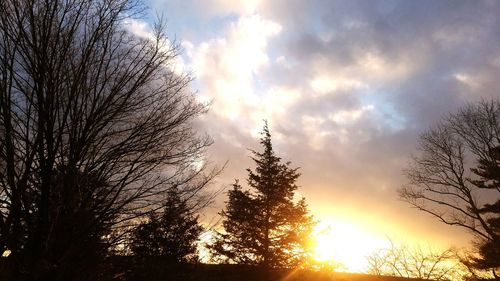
xmin=123 ymin=122 xmax=315 ymax=274
xmin=0 ymin=0 xmax=498 ymax=281
xmin=0 ymin=0 xmax=313 ymax=280
xmin=0 ymin=0 xmax=216 ymax=280
xmin=127 ymin=122 xmax=315 ymax=268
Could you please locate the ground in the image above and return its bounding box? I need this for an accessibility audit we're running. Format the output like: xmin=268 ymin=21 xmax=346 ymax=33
xmin=0 ymin=256 xmax=425 ymax=281
xmin=116 ymin=258 xmax=424 ymax=281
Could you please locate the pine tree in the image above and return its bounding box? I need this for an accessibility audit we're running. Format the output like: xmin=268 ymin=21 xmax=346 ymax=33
xmin=469 ymin=146 xmax=500 ymax=279
xmin=211 ymin=122 xmax=314 ymax=268
xmin=131 ymin=189 xmax=204 ymax=263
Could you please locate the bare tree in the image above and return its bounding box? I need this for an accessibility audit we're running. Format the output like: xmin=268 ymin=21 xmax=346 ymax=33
xmin=367 ymin=240 xmax=464 ymax=281
xmin=399 ymin=100 xmax=500 ymax=279
xmin=0 ymin=0 xmax=217 ymax=280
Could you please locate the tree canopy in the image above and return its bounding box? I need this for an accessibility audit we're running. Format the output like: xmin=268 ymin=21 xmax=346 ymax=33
xmin=210 ymin=122 xmax=314 ymax=268
xmin=130 ymin=188 xmax=204 ymax=263
xmin=400 ymin=100 xmax=500 ymax=280
xmin=0 ymin=0 xmax=216 ymax=280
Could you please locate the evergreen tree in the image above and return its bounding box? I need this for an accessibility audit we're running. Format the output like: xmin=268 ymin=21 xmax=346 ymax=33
xmin=399 ymin=101 xmax=500 ymax=280
xmin=131 ymin=189 xmax=204 ymax=263
xmin=211 ymin=122 xmax=314 ymax=268
xmin=468 ymin=146 xmax=500 ymax=279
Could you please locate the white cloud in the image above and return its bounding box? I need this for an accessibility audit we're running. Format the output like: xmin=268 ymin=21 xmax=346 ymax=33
xmin=310 ymin=76 xmax=366 ymax=96
xmin=147 ymin=0 xmax=500 ymax=258
xmin=123 ymin=19 xmax=154 ymax=39
xmin=199 ymin=0 xmax=262 ymax=16
xmin=330 ymin=105 xmax=374 ymax=125
xmin=301 ymin=115 xmax=327 ymax=150
xmin=184 ymin=14 xmax=282 ymax=121
xmin=123 ymin=19 xmax=187 ymax=75
xmin=355 ymin=51 xmax=414 ymax=82
xmin=453 ymin=73 xmax=480 ymax=88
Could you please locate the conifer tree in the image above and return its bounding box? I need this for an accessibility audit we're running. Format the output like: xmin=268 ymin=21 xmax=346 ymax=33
xmin=400 ymin=101 xmax=500 ymax=280
xmin=131 ymin=189 xmax=203 ymax=263
xmin=211 ymin=122 xmax=314 ymax=268
xmin=468 ymin=147 xmax=500 ymax=279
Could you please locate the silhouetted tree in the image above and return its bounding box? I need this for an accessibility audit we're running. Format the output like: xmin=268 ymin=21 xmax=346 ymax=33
xmin=210 ymin=122 xmax=314 ymax=268
xmin=130 ymin=188 xmax=204 ymax=263
xmin=400 ymin=100 xmax=500 ymax=280
xmin=466 ymin=148 xmax=500 ymax=280
xmin=0 ymin=0 xmax=217 ymax=280
xmin=367 ymin=240 xmax=464 ymax=281
xmin=130 ymin=214 xmax=163 ymax=257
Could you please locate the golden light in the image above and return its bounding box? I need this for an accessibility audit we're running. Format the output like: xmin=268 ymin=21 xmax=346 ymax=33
xmin=311 ymin=219 xmax=389 ymax=273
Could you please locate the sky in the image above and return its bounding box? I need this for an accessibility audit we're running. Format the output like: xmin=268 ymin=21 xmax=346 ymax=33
xmin=137 ymin=0 xmax=500 ymax=272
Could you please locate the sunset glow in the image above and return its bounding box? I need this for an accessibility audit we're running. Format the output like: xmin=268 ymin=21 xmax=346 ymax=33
xmin=311 ymin=219 xmax=389 ymax=272
xmin=56 ymin=0 xmax=500 ymax=275
xmin=140 ymin=1 xmax=500 ymax=262
xmin=3 ymin=0 xmax=500 ymax=279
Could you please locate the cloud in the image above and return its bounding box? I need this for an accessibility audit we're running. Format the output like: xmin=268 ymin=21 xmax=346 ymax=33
xmin=194 ymin=0 xmax=261 ymax=17
xmin=184 ymin=14 xmax=282 ymax=124
xmin=150 ymin=0 xmax=500 ymax=252
xmin=123 ymin=18 xmax=189 ymax=75
xmin=310 ymin=76 xmax=366 ymax=96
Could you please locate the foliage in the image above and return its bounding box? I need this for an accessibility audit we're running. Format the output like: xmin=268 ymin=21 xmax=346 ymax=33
xmin=400 ymin=100 xmax=500 ymax=280
xmin=0 ymin=0 xmax=217 ymax=280
xmin=209 ymin=122 xmax=315 ymax=268
xmin=130 ymin=189 xmax=204 ymax=263
xmin=467 ymin=153 xmax=500 ymax=279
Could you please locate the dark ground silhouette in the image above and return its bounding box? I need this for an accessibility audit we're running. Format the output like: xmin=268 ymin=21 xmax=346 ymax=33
xmin=20 ymin=256 xmax=428 ymax=281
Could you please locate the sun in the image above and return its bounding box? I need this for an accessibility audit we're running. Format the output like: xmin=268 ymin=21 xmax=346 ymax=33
xmin=311 ymin=219 xmax=389 ymax=272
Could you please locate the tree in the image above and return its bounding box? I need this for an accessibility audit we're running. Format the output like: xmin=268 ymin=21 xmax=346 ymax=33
xmin=210 ymin=122 xmax=314 ymax=268
xmin=130 ymin=188 xmax=204 ymax=263
xmin=399 ymin=100 xmax=500 ymax=280
xmin=467 ymin=148 xmax=500 ymax=279
xmin=366 ymin=240 xmax=464 ymax=281
xmin=0 ymin=0 xmax=217 ymax=280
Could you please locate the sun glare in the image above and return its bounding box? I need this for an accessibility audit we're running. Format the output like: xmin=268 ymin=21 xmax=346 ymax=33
xmin=311 ymin=219 xmax=389 ymax=273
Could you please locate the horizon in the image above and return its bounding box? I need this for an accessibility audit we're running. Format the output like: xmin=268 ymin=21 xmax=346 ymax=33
xmin=0 ymin=0 xmax=498 ymax=279
xmin=130 ymin=0 xmax=500 ymax=272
